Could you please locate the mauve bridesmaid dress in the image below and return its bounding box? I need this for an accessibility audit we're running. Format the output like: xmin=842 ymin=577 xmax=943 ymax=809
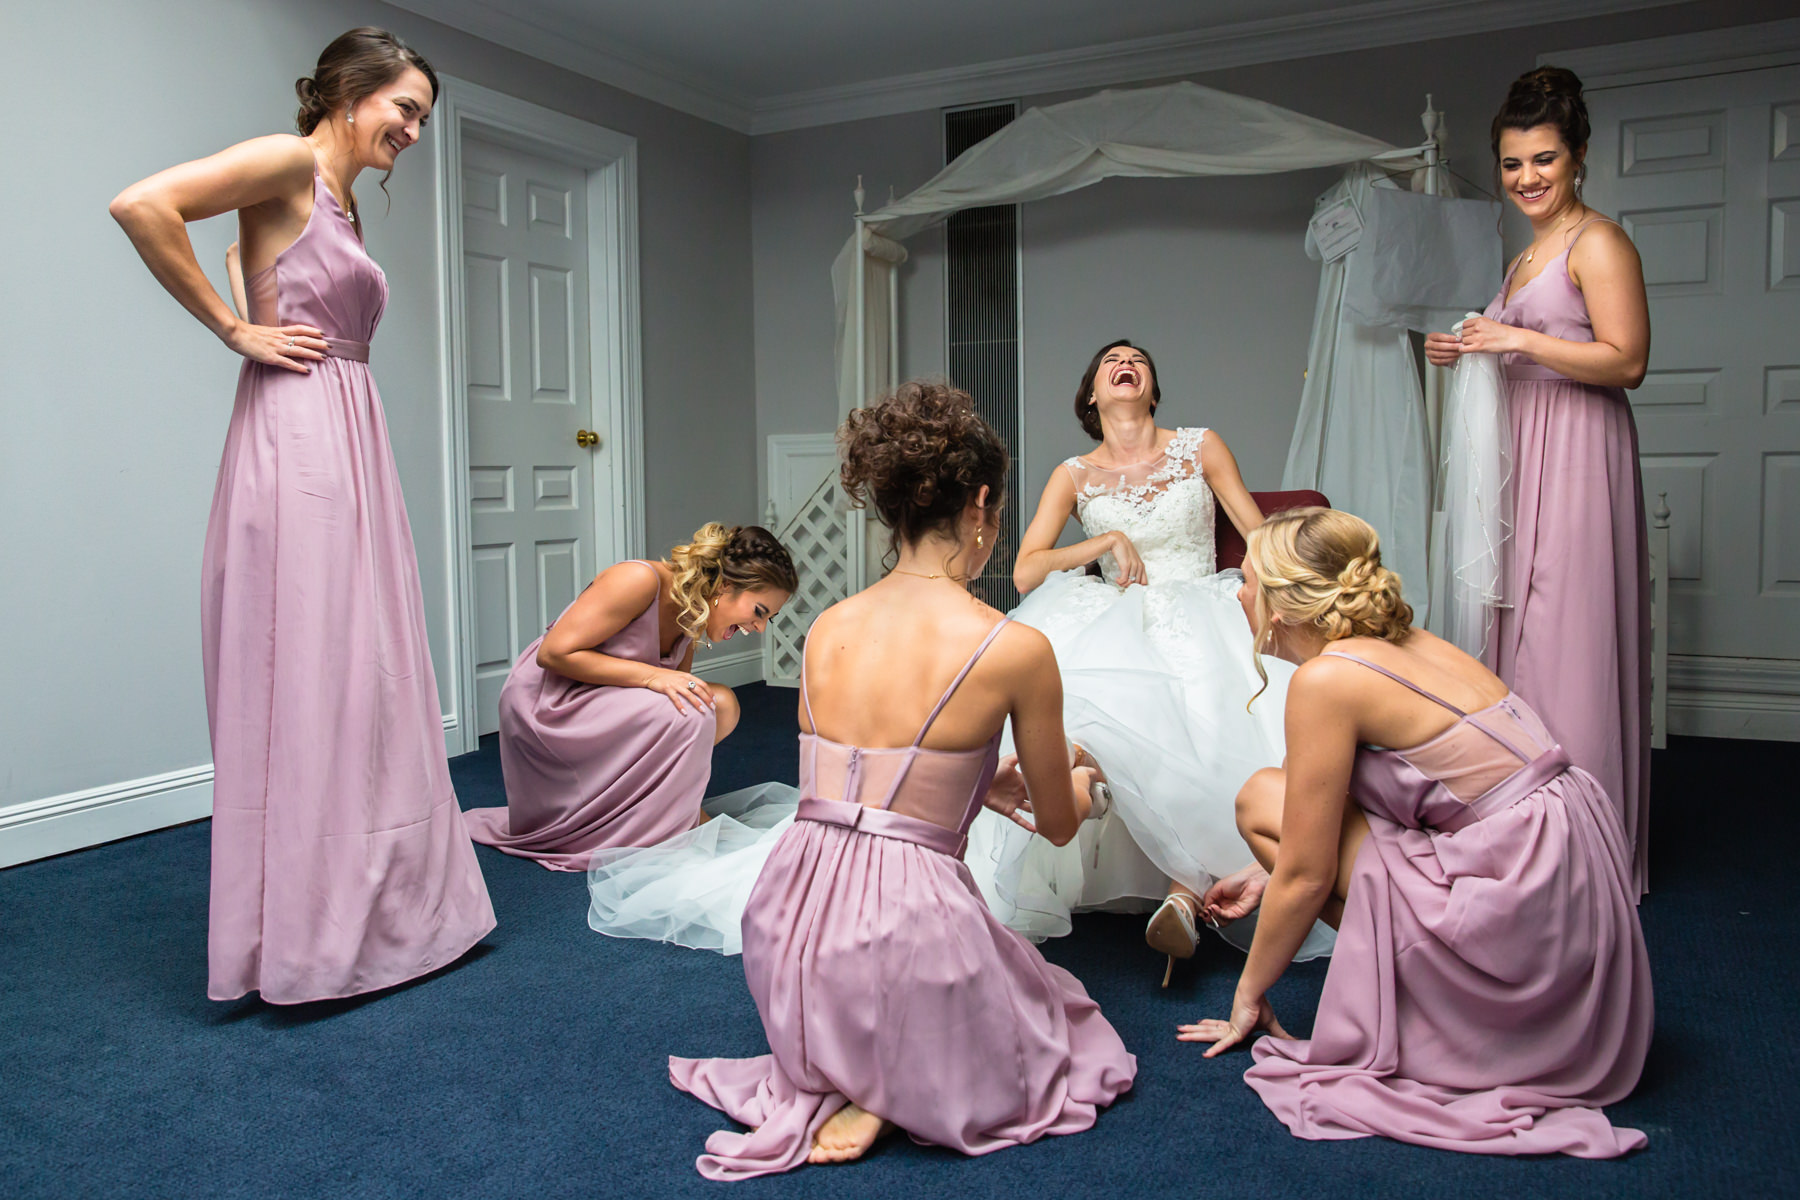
xmin=1484 ymin=217 xmax=1651 ymax=893
xmin=202 ymin=170 xmax=495 ymax=1004
xmin=671 ymin=620 xmax=1136 ymax=1180
xmin=464 ymin=561 xmax=716 ymax=869
xmin=1244 ymin=652 xmax=1652 ymax=1157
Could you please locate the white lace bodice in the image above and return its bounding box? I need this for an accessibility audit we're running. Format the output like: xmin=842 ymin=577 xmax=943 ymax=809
xmin=1064 ymin=427 xmax=1217 ymax=585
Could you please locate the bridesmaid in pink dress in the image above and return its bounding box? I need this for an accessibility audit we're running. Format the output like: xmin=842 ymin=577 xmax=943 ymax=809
xmin=109 ymin=29 xmax=495 ymax=1003
xmin=464 ymin=525 xmax=796 ymax=868
xmin=1426 ymin=67 xmax=1652 ymax=893
xmin=672 ymin=382 xmax=1135 ymax=1179
xmin=1184 ymin=508 xmax=1651 ymax=1157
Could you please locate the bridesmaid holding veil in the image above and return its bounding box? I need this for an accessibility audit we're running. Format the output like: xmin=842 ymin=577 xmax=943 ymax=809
xmin=109 ymin=29 xmax=495 ymax=1003
xmin=1426 ymin=67 xmax=1651 ymax=892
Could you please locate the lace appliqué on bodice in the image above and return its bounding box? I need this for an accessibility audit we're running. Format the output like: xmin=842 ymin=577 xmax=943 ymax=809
xmin=1064 ymin=427 xmax=1218 ymax=585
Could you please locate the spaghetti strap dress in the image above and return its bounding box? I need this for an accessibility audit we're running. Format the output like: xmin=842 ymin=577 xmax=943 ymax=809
xmin=670 ymin=620 xmax=1136 ymax=1179
xmin=1243 ymin=651 xmax=1653 ymax=1157
xmin=202 ymin=168 xmax=495 ymax=1004
xmin=464 ymin=561 xmax=714 ymax=868
xmin=1484 ymin=218 xmax=1650 ymax=892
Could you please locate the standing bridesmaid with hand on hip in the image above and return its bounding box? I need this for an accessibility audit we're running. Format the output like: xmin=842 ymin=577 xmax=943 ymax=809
xmin=1425 ymin=66 xmax=1652 ymax=892
xmin=110 ymin=28 xmax=495 ymax=1003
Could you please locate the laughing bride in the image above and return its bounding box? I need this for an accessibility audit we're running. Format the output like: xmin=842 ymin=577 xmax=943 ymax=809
xmin=965 ymin=339 xmax=1333 ymax=980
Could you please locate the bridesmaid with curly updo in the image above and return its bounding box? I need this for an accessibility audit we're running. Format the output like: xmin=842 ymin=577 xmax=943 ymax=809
xmin=464 ymin=525 xmax=796 ymax=869
xmin=670 ymin=382 xmax=1134 ymax=1179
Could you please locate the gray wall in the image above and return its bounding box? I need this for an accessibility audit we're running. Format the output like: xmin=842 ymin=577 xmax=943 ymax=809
xmin=0 ymin=0 xmax=755 ymax=808
xmin=749 ymin=0 xmax=1792 ymax=538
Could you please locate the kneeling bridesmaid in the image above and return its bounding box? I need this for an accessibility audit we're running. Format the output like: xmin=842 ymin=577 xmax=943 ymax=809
xmin=1183 ymin=508 xmax=1652 ymax=1158
xmin=671 ymin=383 xmax=1134 ymax=1180
xmin=464 ymin=524 xmax=796 ymax=869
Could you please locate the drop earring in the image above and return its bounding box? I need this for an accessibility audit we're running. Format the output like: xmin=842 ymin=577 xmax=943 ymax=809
xmin=346 ymin=112 xmax=355 ymax=125
xmin=976 ymin=530 xmax=986 ymax=549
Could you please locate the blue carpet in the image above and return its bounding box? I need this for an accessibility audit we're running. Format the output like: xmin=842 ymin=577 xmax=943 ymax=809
xmin=2 ymin=682 xmax=1795 ymax=1198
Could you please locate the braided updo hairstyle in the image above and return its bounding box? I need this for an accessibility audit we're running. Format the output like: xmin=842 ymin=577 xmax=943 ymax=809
xmin=839 ymin=379 xmax=1009 ymax=570
xmin=1490 ymin=66 xmax=1590 ymax=184
xmin=667 ymin=523 xmax=798 ymax=641
xmin=1244 ymin=507 xmax=1413 ymax=703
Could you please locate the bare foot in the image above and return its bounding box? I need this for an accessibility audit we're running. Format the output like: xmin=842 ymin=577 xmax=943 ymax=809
xmin=808 ymin=1103 xmax=892 ymax=1164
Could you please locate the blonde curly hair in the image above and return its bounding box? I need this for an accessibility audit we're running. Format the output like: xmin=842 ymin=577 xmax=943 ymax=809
xmin=666 ymin=522 xmax=798 ymax=642
xmin=1244 ymin=507 xmax=1413 ymax=704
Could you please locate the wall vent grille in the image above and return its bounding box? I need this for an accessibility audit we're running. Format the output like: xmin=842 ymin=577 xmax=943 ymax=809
xmin=944 ymin=102 xmax=1022 ymax=610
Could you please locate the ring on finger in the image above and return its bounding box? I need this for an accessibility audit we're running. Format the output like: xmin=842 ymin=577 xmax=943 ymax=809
xmin=685 ymin=679 xmax=700 ymax=690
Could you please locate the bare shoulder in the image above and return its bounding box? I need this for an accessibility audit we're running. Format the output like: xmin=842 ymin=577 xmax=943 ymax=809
xmin=594 ymin=559 xmax=662 ymax=603
xmin=1290 ymin=649 xmax=1373 ymax=702
xmin=1570 ymin=217 xmax=1640 ymax=271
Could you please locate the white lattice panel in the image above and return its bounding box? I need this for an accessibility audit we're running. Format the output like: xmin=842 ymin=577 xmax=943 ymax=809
xmin=763 ymin=469 xmax=855 ymax=687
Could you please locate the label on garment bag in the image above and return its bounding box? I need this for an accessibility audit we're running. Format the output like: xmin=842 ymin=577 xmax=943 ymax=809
xmin=1309 ymin=195 xmax=1363 ymax=263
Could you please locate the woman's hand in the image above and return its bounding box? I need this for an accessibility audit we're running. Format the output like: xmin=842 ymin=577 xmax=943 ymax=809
xmin=1109 ymin=531 xmax=1148 ymax=587
xmin=1177 ymin=986 xmax=1291 ymax=1057
xmin=643 ymin=668 xmax=716 ymax=714
xmin=1201 ymin=862 xmax=1269 ymax=925
xmin=1423 ymin=330 xmax=1464 ymax=367
xmin=223 ymin=320 xmax=330 ymax=373
xmin=1447 ymin=315 xmax=1525 ymax=356
xmin=983 ymin=753 xmax=1037 ymax=832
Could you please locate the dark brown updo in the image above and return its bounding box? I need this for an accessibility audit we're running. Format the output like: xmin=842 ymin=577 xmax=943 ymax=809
xmin=295 ymin=27 xmax=438 ymax=135
xmin=1074 ymin=339 xmax=1161 ymax=441
xmin=1490 ymin=66 xmax=1590 ymax=167
xmin=839 ymin=380 xmax=1009 ymax=565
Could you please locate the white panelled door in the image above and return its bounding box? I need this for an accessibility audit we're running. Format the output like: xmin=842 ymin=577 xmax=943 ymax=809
xmin=1585 ymin=66 xmax=1800 ymax=667
xmin=462 ymin=134 xmax=611 ymax=735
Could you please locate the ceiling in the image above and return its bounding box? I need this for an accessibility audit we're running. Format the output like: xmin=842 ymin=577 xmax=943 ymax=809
xmin=387 ymin=0 xmax=1680 ymax=133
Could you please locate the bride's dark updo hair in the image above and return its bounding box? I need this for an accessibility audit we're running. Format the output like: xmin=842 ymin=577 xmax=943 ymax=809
xmin=1074 ymin=339 xmax=1161 ymax=440
xmin=839 ymin=380 xmax=1008 ymax=565
xmin=295 ymin=27 xmax=439 ymax=136
xmin=1490 ymin=66 xmax=1590 ymax=166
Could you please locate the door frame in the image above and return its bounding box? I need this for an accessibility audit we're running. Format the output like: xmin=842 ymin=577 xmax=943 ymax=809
xmin=433 ymin=76 xmax=645 ymax=755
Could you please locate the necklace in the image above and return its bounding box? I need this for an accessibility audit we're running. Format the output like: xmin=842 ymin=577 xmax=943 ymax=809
xmin=888 ymin=568 xmax=968 ymax=583
xmin=1523 ymin=205 xmax=1582 ymax=265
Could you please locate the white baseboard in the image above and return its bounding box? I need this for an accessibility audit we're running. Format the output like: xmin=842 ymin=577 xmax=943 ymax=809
xmin=0 ymin=764 xmax=214 ymax=869
xmin=694 ymin=644 xmax=766 ymax=687
xmin=1667 ymin=655 xmax=1800 ymax=743
xmin=2 ymin=712 xmax=467 ymax=869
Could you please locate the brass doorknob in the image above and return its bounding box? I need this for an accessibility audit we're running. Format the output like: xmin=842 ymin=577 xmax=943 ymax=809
xmin=576 ymin=429 xmax=601 ymax=449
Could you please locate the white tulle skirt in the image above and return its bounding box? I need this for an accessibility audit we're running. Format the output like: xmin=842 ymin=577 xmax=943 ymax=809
xmin=586 ymin=784 xmax=797 ymax=955
xmin=964 ymin=568 xmax=1334 ymax=960
xmin=585 ymin=569 xmax=1331 ymax=960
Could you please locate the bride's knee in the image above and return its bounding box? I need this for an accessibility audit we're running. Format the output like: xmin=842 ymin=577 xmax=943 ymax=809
xmin=1235 ymin=768 xmax=1284 ymax=835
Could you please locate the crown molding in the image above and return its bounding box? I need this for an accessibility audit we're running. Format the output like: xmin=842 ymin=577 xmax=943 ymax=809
xmin=392 ymin=0 xmax=1691 ymax=137
xmin=384 ymin=0 xmax=757 ymax=131
xmin=1542 ymin=17 xmax=1800 ymax=89
xmin=747 ymin=0 xmax=1686 ymax=134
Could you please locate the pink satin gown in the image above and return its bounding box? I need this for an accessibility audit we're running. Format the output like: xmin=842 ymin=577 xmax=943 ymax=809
xmin=202 ymin=170 xmax=495 ymax=1004
xmin=671 ymin=619 xmax=1136 ymax=1179
xmin=1484 ymin=218 xmax=1650 ymax=893
xmin=1245 ymin=651 xmax=1653 ymax=1157
xmin=464 ymin=561 xmax=715 ymax=869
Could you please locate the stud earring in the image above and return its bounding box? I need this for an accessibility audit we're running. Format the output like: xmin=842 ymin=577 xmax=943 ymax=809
xmin=346 ymin=113 xmax=355 ymax=125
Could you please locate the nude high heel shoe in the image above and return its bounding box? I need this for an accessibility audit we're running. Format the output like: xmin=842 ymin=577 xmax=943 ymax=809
xmin=1145 ymin=891 xmax=1200 ymax=987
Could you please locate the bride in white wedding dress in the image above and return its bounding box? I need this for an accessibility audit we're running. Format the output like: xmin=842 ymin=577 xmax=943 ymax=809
xmin=965 ymin=340 xmax=1333 ymax=977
